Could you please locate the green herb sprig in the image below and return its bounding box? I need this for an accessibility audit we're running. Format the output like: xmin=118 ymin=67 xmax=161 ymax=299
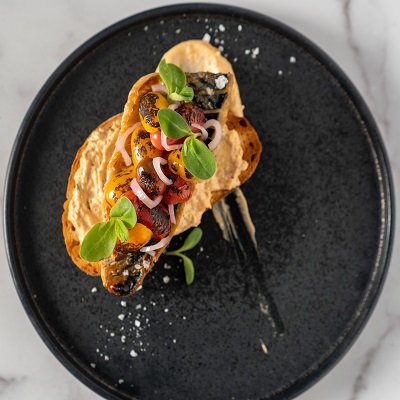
xmin=158 ymin=59 xmax=194 ymax=103
xmin=166 ymin=227 xmax=203 ymax=285
xmin=158 ymin=108 xmax=216 ymax=180
xmin=80 ymin=197 xmax=137 ymax=262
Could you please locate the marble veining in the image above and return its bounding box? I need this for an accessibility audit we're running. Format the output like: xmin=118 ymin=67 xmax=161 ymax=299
xmin=1 ymin=1 xmax=400 ymax=400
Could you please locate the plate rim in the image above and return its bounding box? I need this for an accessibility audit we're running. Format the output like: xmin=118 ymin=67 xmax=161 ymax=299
xmin=3 ymin=3 xmax=395 ymax=400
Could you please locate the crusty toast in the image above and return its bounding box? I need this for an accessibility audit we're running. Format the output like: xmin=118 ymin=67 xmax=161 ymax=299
xmin=62 ymin=40 xmax=262 ymax=294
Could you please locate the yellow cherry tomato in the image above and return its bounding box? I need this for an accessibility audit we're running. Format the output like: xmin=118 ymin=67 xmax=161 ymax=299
xmin=104 ymin=165 xmax=136 ymax=207
xmin=114 ymin=223 xmax=152 ymax=254
xmin=139 ymin=92 xmax=169 ymax=132
xmin=168 ymin=149 xmax=196 ymax=182
xmin=131 ymin=125 xmax=162 ymax=167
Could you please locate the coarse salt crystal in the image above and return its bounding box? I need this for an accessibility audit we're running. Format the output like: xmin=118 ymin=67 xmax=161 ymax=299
xmin=118 ymin=314 xmax=125 ymax=321
xmin=130 ymin=350 xmax=138 ymax=358
xmin=278 ymin=70 xmax=283 ymax=75
xmin=135 ymin=320 xmax=141 ymax=328
xmin=163 ymin=276 xmax=170 ymax=284
xmin=121 ymin=335 xmax=126 ymax=343
xmin=218 ymin=24 xmax=225 ymax=32
xmin=90 ymin=363 xmax=96 ymax=368
xmin=238 ymin=24 xmax=242 ymax=31
xmin=245 ymin=49 xmax=251 ymax=55
xmin=119 ymin=379 xmax=124 ymax=384
xmin=290 ymin=56 xmax=296 ymax=63
xmin=251 ymin=47 xmax=260 ymax=59
xmin=135 ymin=304 xmax=142 ymax=310
xmin=164 ymin=308 xmax=169 ymax=313
xmin=91 ymin=287 xmax=98 ymax=293
xmin=175 ymin=28 xmax=181 ymax=34
xmin=215 ymin=75 xmax=228 ymax=90
xmin=202 ymin=33 xmax=211 ymax=43
xmin=120 ymin=300 xmax=127 ymax=307
xmin=104 ymin=355 xmax=109 ymax=361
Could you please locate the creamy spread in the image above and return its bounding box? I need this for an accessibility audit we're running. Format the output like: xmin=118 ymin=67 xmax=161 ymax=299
xmin=68 ymin=120 xmax=120 ymax=242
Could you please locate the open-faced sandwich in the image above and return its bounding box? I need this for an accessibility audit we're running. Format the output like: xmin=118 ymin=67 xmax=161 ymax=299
xmin=62 ymin=40 xmax=262 ymax=296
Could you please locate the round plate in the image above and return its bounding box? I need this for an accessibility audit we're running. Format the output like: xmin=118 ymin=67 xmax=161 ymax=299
xmin=4 ymin=4 xmax=394 ymax=400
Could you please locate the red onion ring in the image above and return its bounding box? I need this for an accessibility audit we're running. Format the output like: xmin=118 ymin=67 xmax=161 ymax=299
xmin=153 ymin=157 xmax=173 ymax=185
xmin=140 ymin=236 xmax=170 ymax=253
xmin=168 ymin=103 xmax=179 ymax=110
xmin=205 ymin=119 xmax=222 ymax=151
xmin=130 ymin=178 xmax=162 ymax=209
xmin=161 ymin=130 xmax=184 ymax=151
xmin=191 ymin=123 xmax=208 ymax=140
xmin=168 ymin=203 xmax=176 ymax=225
xmin=151 ymin=84 xmax=168 ymax=96
xmin=115 ymin=122 xmax=141 ymax=166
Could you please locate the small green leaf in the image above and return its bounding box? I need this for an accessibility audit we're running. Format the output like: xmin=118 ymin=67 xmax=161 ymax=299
xmin=168 ymin=63 xmax=187 ymax=92
xmin=182 ymin=137 xmax=216 ymax=180
xmin=158 ymin=108 xmax=192 ymax=139
xmin=180 ymin=254 xmax=195 ymax=285
xmin=169 ymin=86 xmax=194 ymax=103
xmin=158 ymin=59 xmax=194 ymax=103
xmin=80 ymin=221 xmax=117 ymax=262
xmin=158 ymin=59 xmax=174 ymax=94
xmin=114 ymin=219 xmax=129 ymax=242
xmin=169 ymin=227 xmax=203 ymax=254
xmin=110 ymin=197 xmax=137 ymax=228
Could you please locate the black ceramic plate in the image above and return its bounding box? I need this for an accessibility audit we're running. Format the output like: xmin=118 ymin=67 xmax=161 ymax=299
xmin=4 ymin=4 xmax=393 ymax=400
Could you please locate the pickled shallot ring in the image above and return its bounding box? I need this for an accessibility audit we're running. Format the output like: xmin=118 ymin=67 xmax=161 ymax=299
xmin=191 ymin=123 xmax=208 ymax=140
xmin=130 ymin=178 xmax=162 ymax=209
xmin=161 ymin=129 xmax=184 ymax=151
xmin=151 ymin=84 xmax=168 ymax=96
xmin=153 ymin=157 xmax=173 ymax=185
xmin=168 ymin=203 xmax=176 ymax=225
xmin=204 ymin=119 xmax=222 ymax=151
xmin=140 ymin=236 xmax=170 ymax=253
xmin=168 ymin=103 xmax=179 ymax=110
xmin=115 ymin=122 xmax=141 ymax=166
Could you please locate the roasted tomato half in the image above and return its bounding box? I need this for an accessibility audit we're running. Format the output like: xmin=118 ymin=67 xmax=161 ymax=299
xmin=123 ymin=191 xmax=171 ymax=240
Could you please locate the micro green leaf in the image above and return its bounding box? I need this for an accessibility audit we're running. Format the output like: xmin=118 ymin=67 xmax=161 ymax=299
xmin=182 ymin=137 xmax=216 ymax=180
xmin=80 ymin=220 xmax=117 ymax=262
xmin=114 ymin=219 xmax=129 ymax=242
xmin=166 ymin=228 xmax=202 ymax=285
xmin=181 ymin=254 xmax=195 ymax=285
xmin=168 ymin=86 xmax=194 ymax=103
xmin=110 ymin=196 xmax=137 ymax=228
xmin=158 ymin=108 xmax=192 ymax=139
xmin=158 ymin=59 xmax=194 ymax=103
xmin=170 ymin=227 xmax=203 ymax=254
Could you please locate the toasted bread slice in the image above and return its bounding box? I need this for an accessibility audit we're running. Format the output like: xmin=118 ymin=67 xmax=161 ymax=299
xmin=62 ymin=40 xmax=262 ymax=295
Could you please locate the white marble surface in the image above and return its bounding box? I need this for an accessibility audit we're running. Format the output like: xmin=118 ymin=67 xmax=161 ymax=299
xmin=1 ymin=0 xmax=399 ymax=399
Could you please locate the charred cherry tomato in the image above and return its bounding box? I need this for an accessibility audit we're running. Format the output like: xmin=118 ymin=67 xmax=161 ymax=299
xmin=131 ymin=125 xmax=162 ymax=167
xmin=104 ymin=165 xmax=136 ymax=207
xmin=168 ymin=149 xmax=196 ymax=182
xmin=123 ymin=190 xmax=171 ymax=240
xmin=162 ymin=169 xmax=193 ymax=204
xmin=139 ymin=92 xmax=169 ymax=132
xmin=114 ymin=223 xmax=152 ymax=254
xmin=150 ymin=130 xmax=186 ymax=151
xmin=136 ymin=158 xmax=166 ymax=197
xmin=176 ymin=103 xmax=205 ymax=131
xmin=150 ymin=131 xmax=164 ymax=151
